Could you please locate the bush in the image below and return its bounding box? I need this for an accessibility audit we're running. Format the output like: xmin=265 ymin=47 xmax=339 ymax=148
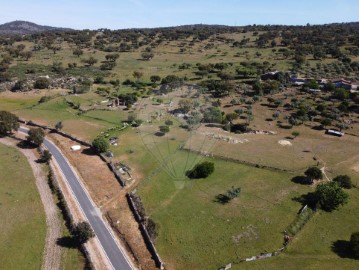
xmin=333 ymin=175 xmax=353 ymax=189
xmin=34 ymin=77 xmax=50 ymax=89
xmin=165 ymin=120 xmax=173 ymax=126
xmin=159 ymin=125 xmax=170 ymax=134
xmin=145 ymin=218 xmax=158 ymax=241
xmin=188 ymin=161 xmax=215 ymax=179
xmin=39 ymin=150 xmax=52 ymax=163
xmin=287 ymin=207 xmax=314 ymax=236
xmin=38 ymin=96 xmax=51 ymax=103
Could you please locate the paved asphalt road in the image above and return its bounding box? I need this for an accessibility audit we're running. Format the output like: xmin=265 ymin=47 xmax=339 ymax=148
xmin=19 ymin=127 xmax=134 ymax=270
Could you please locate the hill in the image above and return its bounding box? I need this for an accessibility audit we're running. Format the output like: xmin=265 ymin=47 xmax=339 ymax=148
xmin=0 ymin=20 xmax=71 ymax=35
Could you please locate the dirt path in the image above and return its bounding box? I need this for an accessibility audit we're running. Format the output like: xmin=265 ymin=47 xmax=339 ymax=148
xmin=0 ymin=137 xmax=62 ymax=270
xmin=321 ymin=167 xmax=330 ymax=181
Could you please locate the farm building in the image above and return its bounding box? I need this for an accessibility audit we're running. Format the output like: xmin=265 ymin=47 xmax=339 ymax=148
xmin=326 ymin=129 xmax=344 ymax=137
xmin=260 ymin=71 xmax=279 ymax=80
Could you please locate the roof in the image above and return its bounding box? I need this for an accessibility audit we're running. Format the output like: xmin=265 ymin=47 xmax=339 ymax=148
xmin=332 ymin=78 xmax=351 ymax=84
xmin=327 ymin=129 xmax=344 ymax=136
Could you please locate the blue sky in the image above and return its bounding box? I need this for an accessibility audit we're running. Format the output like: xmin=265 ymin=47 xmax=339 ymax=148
xmin=0 ymin=0 xmax=358 ymax=29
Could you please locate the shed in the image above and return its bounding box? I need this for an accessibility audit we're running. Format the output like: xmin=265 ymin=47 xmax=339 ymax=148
xmin=70 ymin=145 xmax=81 ymax=151
xmin=326 ymin=129 xmax=344 ymax=137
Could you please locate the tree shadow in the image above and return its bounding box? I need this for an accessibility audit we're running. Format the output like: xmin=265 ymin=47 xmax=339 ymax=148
xmin=81 ymin=147 xmax=96 ymax=156
xmin=331 ymin=240 xmax=357 ymax=259
xmin=56 ymin=236 xmax=79 ymax=249
xmin=16 ymin=140 xmax=37 ymax=149
xmin=291 ymin=176 xmax=312 ymax=185
xmin=35 ymin=158 xmax=46 ymax=164
xmin=214 ymin=194 xmax=230 ymax=204
xmin=292 ymin=192 xmax=317 ymax=207
xmin=311 ymin=125 xmax=324 ymax=131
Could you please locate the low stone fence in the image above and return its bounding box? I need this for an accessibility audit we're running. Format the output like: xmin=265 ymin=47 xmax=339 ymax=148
xmin=219 ymin=205 xmax=316 ymax=269
xmin=127 ymin=192 xmax=164 ymax=269
xmin=19 ymin=118 xmax=92 ymax=146
xmin=181 ymin=147 xmax=305 ymax=174
xmin=99 ymin=154 xmax=127 ymax=187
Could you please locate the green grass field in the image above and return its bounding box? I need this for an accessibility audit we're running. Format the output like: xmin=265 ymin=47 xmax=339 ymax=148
xmin=0 ymin=143 xmax=46 ymax=270
xmin=138 ymin=153 xmax=312 ymax=269
xmin=237 ymin=188 xmax=359 ymax=270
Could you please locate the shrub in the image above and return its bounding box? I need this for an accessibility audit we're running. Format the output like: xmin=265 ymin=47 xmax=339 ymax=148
xmin=34 ymin=77 xmax=50 ymax=89
xmin=145 ymin=218 xmax=158 ymax=241
xmin=165 ymin=120 xmax=173 ymax=126
xmin=288 ymin=207 xmax=314 ymax=236
xmin=292 ymin=131 xmax=300 ymax=139
xmin=188 ymin=161 xmax=215 ymax=179
xmin=39 ymin=150 xmax=52 ymax=163
xmin=38 ymin=96 xmax=51 ymax=103
xmin=159 ymin=125 xmax=170 ymax=134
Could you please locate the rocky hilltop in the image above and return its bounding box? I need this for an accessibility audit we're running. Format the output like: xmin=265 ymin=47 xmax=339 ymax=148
xmin=0 ymin=20 xmax=71 ymax=35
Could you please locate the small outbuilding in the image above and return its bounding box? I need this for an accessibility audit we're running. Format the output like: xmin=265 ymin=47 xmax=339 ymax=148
xmin=326 ymin=129 xmax=344 ymax=137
